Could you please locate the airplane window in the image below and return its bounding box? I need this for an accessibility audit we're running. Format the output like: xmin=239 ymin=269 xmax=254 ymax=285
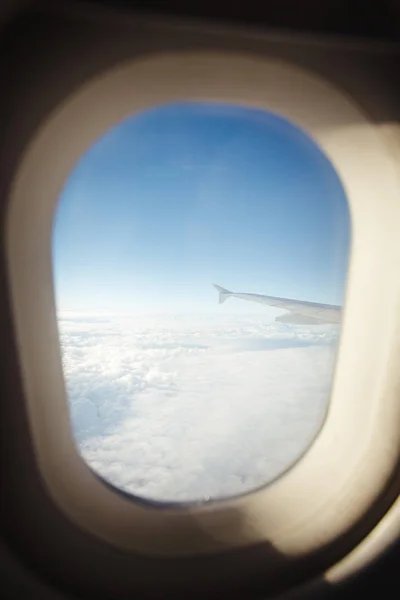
xmin=52 ymin=102 xmax=350 ymax=504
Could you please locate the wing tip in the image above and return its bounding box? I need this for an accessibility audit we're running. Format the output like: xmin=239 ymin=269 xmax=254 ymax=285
xmin=212 ymin=284 xmax=232 ymax=304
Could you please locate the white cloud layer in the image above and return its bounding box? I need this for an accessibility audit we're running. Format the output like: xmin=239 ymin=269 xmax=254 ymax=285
xmin=58 ymin=312 xmax=339 ymax=503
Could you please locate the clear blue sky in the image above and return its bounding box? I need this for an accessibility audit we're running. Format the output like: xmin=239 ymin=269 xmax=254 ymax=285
xmin=52 ymin=102 xmax=350 ymax=314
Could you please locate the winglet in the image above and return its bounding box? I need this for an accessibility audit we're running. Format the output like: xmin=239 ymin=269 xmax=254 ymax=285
xmin=213 ymin=284 xmax=232 ymax=304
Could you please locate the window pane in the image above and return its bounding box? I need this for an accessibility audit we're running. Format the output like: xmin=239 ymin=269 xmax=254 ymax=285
xmin=53 ymin=102 xmax=350 ymax=504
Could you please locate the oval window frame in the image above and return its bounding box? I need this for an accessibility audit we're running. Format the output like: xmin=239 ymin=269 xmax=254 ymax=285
xmin=6 ymin=51 xmax=400 ymax=559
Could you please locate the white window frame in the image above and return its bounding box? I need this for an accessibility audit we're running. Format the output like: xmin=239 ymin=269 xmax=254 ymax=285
xmin=5 ymin=51 xmax=400 ymax=561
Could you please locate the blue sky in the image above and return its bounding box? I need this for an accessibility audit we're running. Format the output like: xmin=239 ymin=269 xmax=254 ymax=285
xmin=52 ymin=102 xmax=350 ymax=314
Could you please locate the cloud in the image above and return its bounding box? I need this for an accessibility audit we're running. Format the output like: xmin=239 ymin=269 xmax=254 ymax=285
xmin=58 ymin=313 xmax=339 ymax=503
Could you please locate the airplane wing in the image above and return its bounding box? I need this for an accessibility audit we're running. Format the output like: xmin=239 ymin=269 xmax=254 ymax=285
xmin=213 ymin=284 xmax=341 ymax=324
